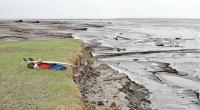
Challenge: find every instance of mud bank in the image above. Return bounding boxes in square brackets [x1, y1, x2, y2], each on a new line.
[77, 51, 151, 110]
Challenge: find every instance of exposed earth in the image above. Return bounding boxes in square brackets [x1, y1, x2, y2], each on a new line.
[0, 19, 200, 110]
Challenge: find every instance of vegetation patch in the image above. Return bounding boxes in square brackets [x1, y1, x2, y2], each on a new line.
[0, 39, 85, 110]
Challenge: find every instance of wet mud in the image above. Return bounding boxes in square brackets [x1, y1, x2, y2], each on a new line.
[95, 49, 200, 59]
[74, 19, 200, 110]
[0, 20, 88, 40]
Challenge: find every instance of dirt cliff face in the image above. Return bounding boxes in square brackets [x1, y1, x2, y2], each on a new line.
[77, 51, 151, 110]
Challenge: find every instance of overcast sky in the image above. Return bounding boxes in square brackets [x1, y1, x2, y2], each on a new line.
[0, 0, 200, 19]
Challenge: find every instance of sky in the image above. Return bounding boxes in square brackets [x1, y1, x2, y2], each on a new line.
[0, 0, 200, 19]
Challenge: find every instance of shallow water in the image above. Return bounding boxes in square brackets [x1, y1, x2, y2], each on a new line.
[74, 19, 200, 110]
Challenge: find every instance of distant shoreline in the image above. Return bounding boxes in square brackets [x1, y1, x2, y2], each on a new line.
[0, 18, 200, 21]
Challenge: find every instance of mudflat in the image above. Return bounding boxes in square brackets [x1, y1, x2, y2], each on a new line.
[74, 19, 200, 110]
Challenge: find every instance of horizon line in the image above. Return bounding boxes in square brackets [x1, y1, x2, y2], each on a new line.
[0, 17, 200, 20]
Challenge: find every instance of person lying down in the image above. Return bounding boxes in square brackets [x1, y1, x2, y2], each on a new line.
[25, 58, 67, 71]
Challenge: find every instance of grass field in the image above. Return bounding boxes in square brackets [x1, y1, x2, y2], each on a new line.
[0, 39, 84, 110]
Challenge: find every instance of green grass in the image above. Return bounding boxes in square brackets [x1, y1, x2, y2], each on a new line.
[0, 39, 84, 110]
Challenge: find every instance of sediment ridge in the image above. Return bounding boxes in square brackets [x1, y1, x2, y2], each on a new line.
[95, 49, 200, 59]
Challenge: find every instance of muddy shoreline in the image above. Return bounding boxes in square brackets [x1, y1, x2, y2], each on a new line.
[78, 56, 151, 110]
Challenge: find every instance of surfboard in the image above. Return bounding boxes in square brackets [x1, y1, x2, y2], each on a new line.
[23, 58, 77, 67]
